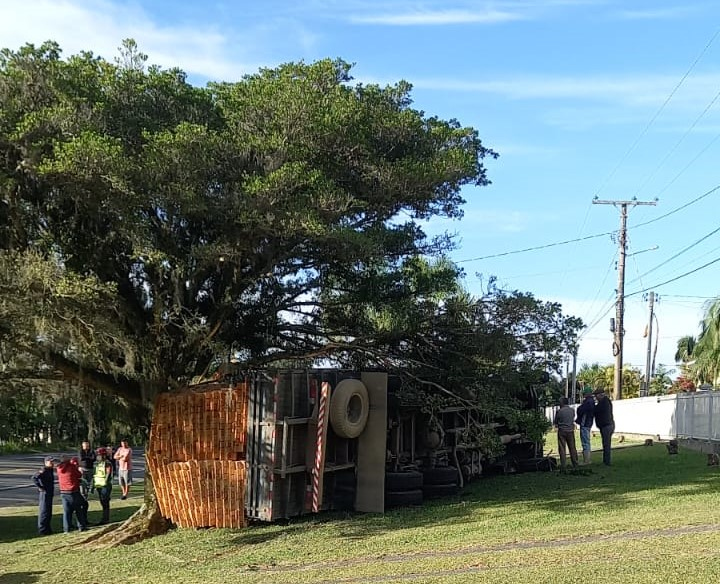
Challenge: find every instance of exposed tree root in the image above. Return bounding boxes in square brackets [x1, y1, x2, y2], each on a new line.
[81, 503, 172, 548]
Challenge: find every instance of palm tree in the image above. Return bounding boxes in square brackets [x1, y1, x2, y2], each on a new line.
[680, 299, 720, 386]
[674, 335, 696, 364]
[577, 363, 610, 392]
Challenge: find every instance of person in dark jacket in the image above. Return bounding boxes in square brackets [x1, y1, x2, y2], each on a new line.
[593, 388, 615, 465]
[56, 455, 89, 533]
[575, 387, 596, 464]
[31, 456, 56, 535]
[78, 441, 96, 498]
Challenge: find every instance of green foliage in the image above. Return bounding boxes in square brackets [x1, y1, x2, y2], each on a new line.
[0, 41, 497, 404]
[475, 426, 505, 459]
[577, 362, 643, 398]
[649, 364, 674, 396]
[0, 40, 584, 453]
[677, 299, 720, 386]
[506, 409, 552, 443]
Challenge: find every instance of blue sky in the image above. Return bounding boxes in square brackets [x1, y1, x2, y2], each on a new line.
[2, 0, 720, 375]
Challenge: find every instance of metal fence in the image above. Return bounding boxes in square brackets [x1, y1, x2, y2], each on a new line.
[545, 391, 719, 442]
[675, 392, 720, 441]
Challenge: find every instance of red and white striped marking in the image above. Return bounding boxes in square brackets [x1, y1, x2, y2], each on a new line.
[311, 381, 330, 512]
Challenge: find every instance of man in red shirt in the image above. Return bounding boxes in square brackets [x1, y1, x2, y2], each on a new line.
[56, 455, 89, 533]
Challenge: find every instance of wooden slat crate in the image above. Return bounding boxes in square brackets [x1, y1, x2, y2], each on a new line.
[147, 457, 248, 528]
[148, 382, 248, 462]
[147, 381, 249, 529]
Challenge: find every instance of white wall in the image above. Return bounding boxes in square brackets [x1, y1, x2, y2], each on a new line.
[545, 392, 718, 442]
[613, 395, 677, 440]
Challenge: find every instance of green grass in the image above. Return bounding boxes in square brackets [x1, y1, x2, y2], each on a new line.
[0, 440, 76, 455]
[2, 442, 720, 584]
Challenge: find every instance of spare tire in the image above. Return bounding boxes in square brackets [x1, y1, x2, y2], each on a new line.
[329, 379, 370, 439]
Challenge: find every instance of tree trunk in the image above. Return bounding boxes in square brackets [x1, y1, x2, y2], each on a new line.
[82, 462, 172, 548]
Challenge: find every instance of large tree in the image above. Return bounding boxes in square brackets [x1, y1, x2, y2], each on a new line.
[0, 41, 583, 539]
[1, 40, 495, 406]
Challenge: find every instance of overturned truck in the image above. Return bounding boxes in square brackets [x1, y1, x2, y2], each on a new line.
[147, 370, 549, 528]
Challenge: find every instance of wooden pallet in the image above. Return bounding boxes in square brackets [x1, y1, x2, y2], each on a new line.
[147, 382, 249, 529]
[148, 458, 247, 528]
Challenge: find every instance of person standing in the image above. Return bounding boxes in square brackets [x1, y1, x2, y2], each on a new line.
[31, 456, 56, 535]
[78, 441, 96, 498]
[106, 444, 117, 476]
[594, 388, 615, 466]
[553, 397, 579, 470]
[575, 387, 596, 464]
[93, 447, 114, 525]
[113, 439, 132, 500]
[56, 455, 89, 533]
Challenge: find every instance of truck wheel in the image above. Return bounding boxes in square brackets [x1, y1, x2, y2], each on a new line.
[422, 483, 460, 499]
[329, 379, 370, 439]
[421, 466, 459, 486]
[385, 470, 423, 491]
[385, 489, 423, 507]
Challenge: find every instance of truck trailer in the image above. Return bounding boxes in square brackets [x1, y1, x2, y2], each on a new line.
[148, 369, 550, 528]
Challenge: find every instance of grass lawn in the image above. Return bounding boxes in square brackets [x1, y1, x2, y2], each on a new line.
[2, 441, 719, 583]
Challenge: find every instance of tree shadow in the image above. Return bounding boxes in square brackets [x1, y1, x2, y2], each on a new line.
[0, 573, 45, 584]
[228, 443, 720, 549]
[0, 504, 140, 544]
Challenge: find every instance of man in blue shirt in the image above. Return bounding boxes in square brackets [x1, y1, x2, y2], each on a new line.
[32, 456, 56, 535]
[575, 386, 596, 464]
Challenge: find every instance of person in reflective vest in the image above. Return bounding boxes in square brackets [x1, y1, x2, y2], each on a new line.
[93, 447, 114, 525]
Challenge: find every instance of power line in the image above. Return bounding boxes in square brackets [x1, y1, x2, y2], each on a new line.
[456, 183, 720, 264]
[632, 184, 720, 228]
[662, 294, 717, 299]
[628, 224, 720, 284]
[626, 255, 720, 298]
[591, 26, 720, 200]
[456, 230, 613, 262]
[632, 85, 720, 199]
[653, 133, 720, 198]
[577, 252, 618, 330]
[580, 299, 616, 338]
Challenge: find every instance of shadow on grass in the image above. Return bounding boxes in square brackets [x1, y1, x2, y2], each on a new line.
[228, 443, 720, 547]
[0, 572, 45, 584]
[0, 503, 140, 544]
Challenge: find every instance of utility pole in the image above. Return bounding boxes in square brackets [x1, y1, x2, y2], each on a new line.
[570, 348, 578, 404]
[642, 291, 655, 397]
[593, 198, 657, 400]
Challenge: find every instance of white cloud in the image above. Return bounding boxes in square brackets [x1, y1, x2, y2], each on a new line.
[349, 8, 524, 25]
[341, 0, 606, 26]
[412, 73, 720, 106]
[0, 0, 257, 80]
[615, 6, 701, 20]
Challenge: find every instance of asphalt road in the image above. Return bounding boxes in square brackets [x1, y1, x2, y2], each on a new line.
[0, 450, 145, 508]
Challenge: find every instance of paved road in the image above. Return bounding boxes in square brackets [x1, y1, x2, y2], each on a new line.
[0, 451, 145, 508]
